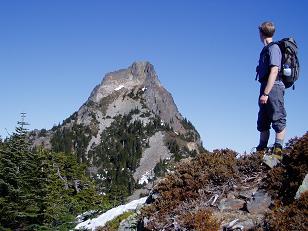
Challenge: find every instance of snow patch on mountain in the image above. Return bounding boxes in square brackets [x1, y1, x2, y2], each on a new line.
[114, 85, 125, 91]
[138, 170, 154, 185]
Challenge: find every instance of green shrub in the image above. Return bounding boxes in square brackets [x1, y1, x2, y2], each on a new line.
[97, 211, 135, 231]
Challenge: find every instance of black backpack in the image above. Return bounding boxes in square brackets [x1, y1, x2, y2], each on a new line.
[256, 38, 300, 89]
[275, 38, 300, 89]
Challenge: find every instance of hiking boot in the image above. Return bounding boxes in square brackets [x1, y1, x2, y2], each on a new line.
[272, 143, 283, 160]
[256, 145, 267, 152]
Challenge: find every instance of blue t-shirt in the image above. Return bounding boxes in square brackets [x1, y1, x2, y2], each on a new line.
[257, 43, 282, 83]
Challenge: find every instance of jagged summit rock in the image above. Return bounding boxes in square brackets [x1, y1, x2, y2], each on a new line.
[91, 61, 160, 102]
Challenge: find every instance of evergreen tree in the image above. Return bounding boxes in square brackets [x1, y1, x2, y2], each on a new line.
[0, 113, 46, 229]
[0, 134, 20, 228]
[39, 149, 111, 229]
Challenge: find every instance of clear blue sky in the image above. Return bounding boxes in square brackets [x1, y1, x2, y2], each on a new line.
[1, 0, 307, 153]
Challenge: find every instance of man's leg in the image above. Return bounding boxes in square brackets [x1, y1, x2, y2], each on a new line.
[272, 128, 285, 159]
[257, 98, 271, 151]
[271, 83, 287, 149]
[274, 128, 286, 149]
[257, 130, 270, 150]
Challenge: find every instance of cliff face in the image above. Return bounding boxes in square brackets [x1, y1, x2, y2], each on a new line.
[29, 61, 202, 195]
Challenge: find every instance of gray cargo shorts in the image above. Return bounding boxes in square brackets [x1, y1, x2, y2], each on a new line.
[257, 81, 287, 133]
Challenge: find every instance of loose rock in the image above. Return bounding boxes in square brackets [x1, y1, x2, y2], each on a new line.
[263, 154, 281, 168]
[247, 191, 272, 214]
[218, 198, 245, 212]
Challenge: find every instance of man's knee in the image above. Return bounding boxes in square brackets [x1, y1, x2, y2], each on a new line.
[272, 120, 286, 133]
[257, 117, 271, 132]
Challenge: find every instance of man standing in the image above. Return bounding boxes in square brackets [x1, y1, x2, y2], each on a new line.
[256, 21, 286, 153]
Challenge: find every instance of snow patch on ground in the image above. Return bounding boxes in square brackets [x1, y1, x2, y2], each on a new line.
[75, 197, 147, 230]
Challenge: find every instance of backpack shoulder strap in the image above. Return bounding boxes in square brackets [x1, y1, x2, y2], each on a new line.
[266, 41, 279, 51]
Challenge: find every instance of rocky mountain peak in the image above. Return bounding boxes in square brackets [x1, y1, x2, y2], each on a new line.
[83, 61, 197, 139]
[30, 61, 203, 203]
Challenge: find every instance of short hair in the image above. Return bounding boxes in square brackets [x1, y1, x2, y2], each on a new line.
[259, 21, 276, 38]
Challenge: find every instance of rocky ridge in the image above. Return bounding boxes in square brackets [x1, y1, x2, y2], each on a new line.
[135, 133, 308, 230]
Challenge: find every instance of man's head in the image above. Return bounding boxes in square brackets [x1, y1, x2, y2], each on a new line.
[259, 21, 275, 39]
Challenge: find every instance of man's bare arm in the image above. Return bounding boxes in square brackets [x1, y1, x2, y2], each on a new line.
[260, 66, 279, 104]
